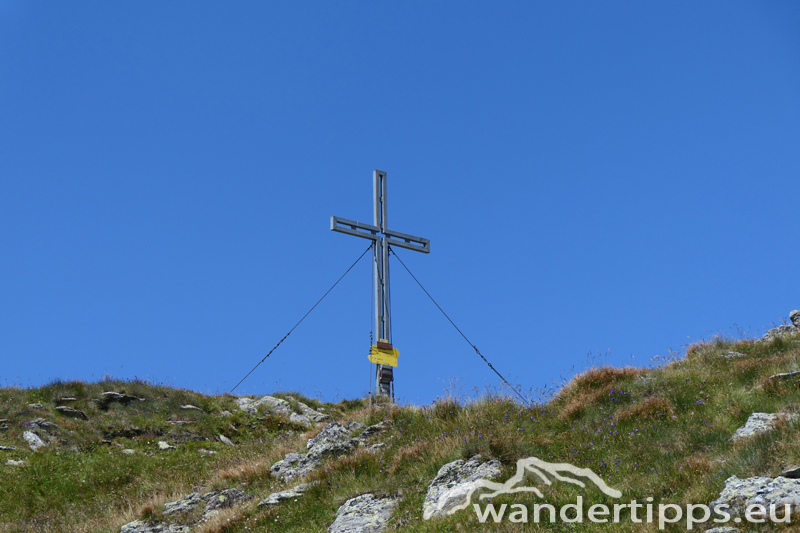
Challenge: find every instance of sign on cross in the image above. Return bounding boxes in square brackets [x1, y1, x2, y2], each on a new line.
[331, 170, 430, 397]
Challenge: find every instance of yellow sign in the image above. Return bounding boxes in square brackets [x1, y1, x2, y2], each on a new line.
[368, 345, 399, 367]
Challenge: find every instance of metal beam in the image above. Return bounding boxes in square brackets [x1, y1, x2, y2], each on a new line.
[330, 216, 380, 241]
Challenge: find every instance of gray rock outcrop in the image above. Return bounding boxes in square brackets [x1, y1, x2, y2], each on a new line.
[163, 492, 206, 515]
[120, 521, 190, 533]
[423, 455, 503, 520]
[761, 324, 799, 342]
[203, 488, 254, 518]
[711, 475, 800, 515]
[258, 482, 316, 506]
[55, 406, 88, 420]
[328, 493, 400, 533]
[99, 392, 146, 409]
[790, 310, 800, 328]
[23, 431, 47, 451]
[234, 395, 329, 423]
[731, 412, 797, 441]
[270, 420, 390, 482]
[28, 418, 57, 429]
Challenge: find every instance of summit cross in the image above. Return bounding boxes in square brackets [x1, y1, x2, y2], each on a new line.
[330, 170, 430, 397]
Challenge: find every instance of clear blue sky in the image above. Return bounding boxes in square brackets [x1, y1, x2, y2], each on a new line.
[2, 2, 799, 405]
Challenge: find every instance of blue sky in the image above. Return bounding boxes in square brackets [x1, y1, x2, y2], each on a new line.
[1, 2, 799, 405]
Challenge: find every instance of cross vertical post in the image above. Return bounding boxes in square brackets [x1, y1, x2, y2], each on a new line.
[331, 169, 430, 397]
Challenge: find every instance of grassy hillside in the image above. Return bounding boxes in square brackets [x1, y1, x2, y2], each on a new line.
[2, 331, 800, 532]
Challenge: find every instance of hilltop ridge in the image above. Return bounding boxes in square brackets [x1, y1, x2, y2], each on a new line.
[2, 309, 800, 532]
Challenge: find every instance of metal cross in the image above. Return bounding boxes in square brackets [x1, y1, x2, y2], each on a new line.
[331, 170, 430, 397]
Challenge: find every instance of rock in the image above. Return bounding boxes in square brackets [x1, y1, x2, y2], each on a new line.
[0, 445, 16, 451]
[0, 424, 7, 431]
[157, 441, 176, 450]
[198, 448, 216, 454]
[782, 466, 800, 479]
[218, 434, 235, 446]
[218, 410, 232, 417]
[270, 420, 390, 482]
[791, 310, 800, 328]
[180, 405, 203, 412]
[731, 412, 797, 441]
[28, 418, 58, 429]
[23, 431, 47, 451]
[6, 459, 24, 466]
[290, 412, 312, 426]
[711, 475, 800, 515]
[55, 406, 88, 420]
[723, 351, 746, 358]
[163, 492, 203, 515]
[119, 520, 190, 533]
[423, 455, 503, 520]
[165, 421, 194, 425]
[122, 449, 135, 455]
[761, 325, 799, 342]
[27, 403, 43, 409]
[765, 371, 800, 385]
[234, 395, 293, 416]
[99, 392, 146, 409]
[203, 488, 254, 518]
[55, 397, 77, 404]
[297, 402, 330, 423]
[705, 528, 740, 533]
[328, 493, 399, 533]
[258, 482, 316, 506]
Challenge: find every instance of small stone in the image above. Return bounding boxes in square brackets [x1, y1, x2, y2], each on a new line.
[705, 527, 740, 533]
[6, 459, 24, 466]
[23, 431, 47, 451]
[98, 391, 146, 409]
[27, 403, 43, 409]
[218, 434, 235, 446]
[55, 397, 77, 404]
[0, 445, 16, 451]
[218, 410, 232, 417]
[165, 420, 194, 425]
[180, 404, 203, 412]
[122, 449, 135, 455]
[723, 351, 746, 358]
[198, 448, 217, 454]
[55, 406, 88, 420]
[782, 466, 800, 479]
[157, 441, 176, 450]
[120, 520, 191, 533]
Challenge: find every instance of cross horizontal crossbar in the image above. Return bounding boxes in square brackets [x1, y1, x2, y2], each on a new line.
[385, 228, 430, 254]
[330, 216, 380, 241]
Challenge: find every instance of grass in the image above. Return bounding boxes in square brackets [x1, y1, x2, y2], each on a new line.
[2, 334, 800, 531]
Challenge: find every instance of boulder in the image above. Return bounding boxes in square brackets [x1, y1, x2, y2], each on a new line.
[731, 413, 797, 441]
[218, 434, 235, 446]
[203, 488, 254, 518]
[55, 406, 88, 420]
[290, 412, 312, 426]
[791, 310, 800, 328]
[99, 392, 146, 409]
[711, 475, 800, 515]
[23, 431, 47, 451]
[27, 403, 43, 409]
[28, 418, 58, 429]
[271, 420, 388, 482]
[122, 449, 135, 455]
[258, 482, 316, 506]
[422, 455, 503, 520]
[157, 441, 176, 451]
[761, 325, 799, 343]
[120, 521, 190, 533]
[782, 466, 800, 479]
[6, 459, 24, 466]
[163, 492, 204, 515]
[328, 493, 399, 533]
[234, 395, 293, 416]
